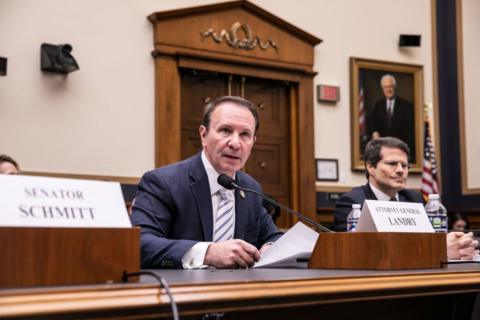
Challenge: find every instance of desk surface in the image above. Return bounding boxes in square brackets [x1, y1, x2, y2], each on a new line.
[140, 262, 480, 285]
[2, 263, 480, 319]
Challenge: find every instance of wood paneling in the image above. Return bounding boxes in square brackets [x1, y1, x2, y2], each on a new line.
[155, 56, 181, 166]
[0, 227, 140, 288]
[310, 232, 447, 270]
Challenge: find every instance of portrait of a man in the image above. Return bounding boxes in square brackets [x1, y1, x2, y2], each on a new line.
[368, 74, 415, 161]
[351, 58, 423, 171]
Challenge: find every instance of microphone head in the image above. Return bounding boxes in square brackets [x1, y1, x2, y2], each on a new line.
[217, 174, 235, 190]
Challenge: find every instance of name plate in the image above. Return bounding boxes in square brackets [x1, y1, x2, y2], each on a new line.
[356, 200, 434, 232]
[0, 174, 131, 228]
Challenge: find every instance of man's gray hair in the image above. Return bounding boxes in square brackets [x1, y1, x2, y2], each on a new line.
[380, 74, 397, 87]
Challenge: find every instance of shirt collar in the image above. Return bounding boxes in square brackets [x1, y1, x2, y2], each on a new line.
[201, 151, 235, 196]
[369, 182, 398, 201]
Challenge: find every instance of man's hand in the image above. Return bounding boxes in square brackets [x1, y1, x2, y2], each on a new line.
[204, 239, 260, 268]
[447, 232, 479, 260]
[259, 243, 273, 255]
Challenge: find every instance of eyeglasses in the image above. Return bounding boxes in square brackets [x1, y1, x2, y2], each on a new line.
[382, 161, 411, 169]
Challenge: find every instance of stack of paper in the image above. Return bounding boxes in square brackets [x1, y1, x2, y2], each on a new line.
[254, 222, 319, 268]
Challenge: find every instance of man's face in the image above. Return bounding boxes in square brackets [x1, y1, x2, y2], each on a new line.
[381, 77, 395, 99]
[0, 162, 18, 175]
[200, 102, 256, 177]
[367, 147, 409, 196]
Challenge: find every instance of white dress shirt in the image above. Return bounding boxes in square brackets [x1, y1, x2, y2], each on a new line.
[181, 151, 236, 269]
[369, 182, 398, 201]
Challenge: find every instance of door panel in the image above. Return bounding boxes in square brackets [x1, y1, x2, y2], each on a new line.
[244, 77, 289, 138]
[180, 69, 230, 130]
[244, 77, 291, 212]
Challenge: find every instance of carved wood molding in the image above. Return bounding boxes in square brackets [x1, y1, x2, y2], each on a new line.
[201, 22, 278, 51]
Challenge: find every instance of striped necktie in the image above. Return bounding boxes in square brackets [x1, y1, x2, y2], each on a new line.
[213, 189, 234, 242]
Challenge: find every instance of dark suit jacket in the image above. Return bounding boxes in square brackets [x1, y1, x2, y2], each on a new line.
[332, 184, 424, 231]
[368, 96, 415, 160]
[130, 153, 282, 269]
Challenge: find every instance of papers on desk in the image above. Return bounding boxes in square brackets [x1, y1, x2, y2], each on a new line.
[254, 222, 319, 268]
[448, 254, 480, 263]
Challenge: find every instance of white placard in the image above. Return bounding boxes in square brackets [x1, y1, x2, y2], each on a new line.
[356, 200, 434, 233]
[0, 174, 132, 228]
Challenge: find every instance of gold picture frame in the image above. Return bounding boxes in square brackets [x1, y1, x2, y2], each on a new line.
[350, 57, 423, 172]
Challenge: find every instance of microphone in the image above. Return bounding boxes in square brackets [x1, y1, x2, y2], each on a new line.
[217, 174, 333, 233]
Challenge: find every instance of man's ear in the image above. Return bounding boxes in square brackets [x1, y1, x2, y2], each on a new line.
[366, 162, 376, 177]
[199, 125, 207, 147]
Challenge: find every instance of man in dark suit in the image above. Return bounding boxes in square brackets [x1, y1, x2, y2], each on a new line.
[131, 96, 282, 269]
[333, 137, 477, 260]
[368, 74, 415, 161]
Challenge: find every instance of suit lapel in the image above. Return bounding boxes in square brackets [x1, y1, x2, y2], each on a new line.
[363, 183, 378, 200]
[188, 154, 214, 241]
[398, 192, 408, 202]
[233, 173, 248, 239]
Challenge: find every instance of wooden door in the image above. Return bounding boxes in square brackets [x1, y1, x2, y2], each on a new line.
[243, 77, 291, 227]
[180, 68, 291, 228]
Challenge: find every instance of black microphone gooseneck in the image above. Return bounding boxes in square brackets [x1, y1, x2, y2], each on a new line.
[217, 174, 333, 233]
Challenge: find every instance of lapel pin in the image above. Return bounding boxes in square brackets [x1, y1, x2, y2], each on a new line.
[239, 190, 246, 199]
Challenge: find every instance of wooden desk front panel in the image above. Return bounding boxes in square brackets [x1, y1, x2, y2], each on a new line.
[1, 266, 480, 319]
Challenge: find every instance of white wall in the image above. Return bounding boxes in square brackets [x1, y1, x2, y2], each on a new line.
[0, 0, 433, 188]
[460, 0, 480, 190]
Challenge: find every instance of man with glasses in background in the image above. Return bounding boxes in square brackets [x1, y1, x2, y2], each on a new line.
[332, 137, 478, 260]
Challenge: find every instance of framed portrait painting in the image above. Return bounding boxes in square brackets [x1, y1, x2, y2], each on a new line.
[350, 57, 423, 172]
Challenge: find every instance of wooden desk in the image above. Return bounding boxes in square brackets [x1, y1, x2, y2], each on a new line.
[1, 264, 479, 319]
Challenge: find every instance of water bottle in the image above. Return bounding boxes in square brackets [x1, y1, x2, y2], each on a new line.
[346, 204, 362, 232]
[424, 194, 448, 233]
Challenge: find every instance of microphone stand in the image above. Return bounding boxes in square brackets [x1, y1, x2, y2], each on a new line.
[231, 181, 333, 233]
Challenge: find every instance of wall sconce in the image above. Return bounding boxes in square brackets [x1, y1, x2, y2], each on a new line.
[41, 43, 79, 74]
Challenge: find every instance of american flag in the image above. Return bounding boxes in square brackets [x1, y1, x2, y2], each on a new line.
[358, 81, 366, 135]
[421, 121, 440, 201]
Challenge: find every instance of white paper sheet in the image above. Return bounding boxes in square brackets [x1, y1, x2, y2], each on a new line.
[254, 222, 319, 268]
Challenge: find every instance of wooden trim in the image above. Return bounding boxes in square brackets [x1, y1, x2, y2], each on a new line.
[430, 0, 443, 190]
[154, 55, 181, 167]
[147, 1, 322, 45]
[456, 0, 480, 195]
[163, 47, 317, 76]
[20, 171, 139, 185]
[315, 184, 353, 193]
[298, 77, 317, 222]
[289, 85, 299, 224]
[1, 272, 480, 318]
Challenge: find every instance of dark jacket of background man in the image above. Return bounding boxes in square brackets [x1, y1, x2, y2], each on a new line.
[332, 183, 423, 231]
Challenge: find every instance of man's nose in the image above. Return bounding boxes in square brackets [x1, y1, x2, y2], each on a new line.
[227, 133, 240, 149]
[394, 164, 405, 174]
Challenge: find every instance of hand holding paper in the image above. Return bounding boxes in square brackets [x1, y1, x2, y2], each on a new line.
[254, 222, 319, 268]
